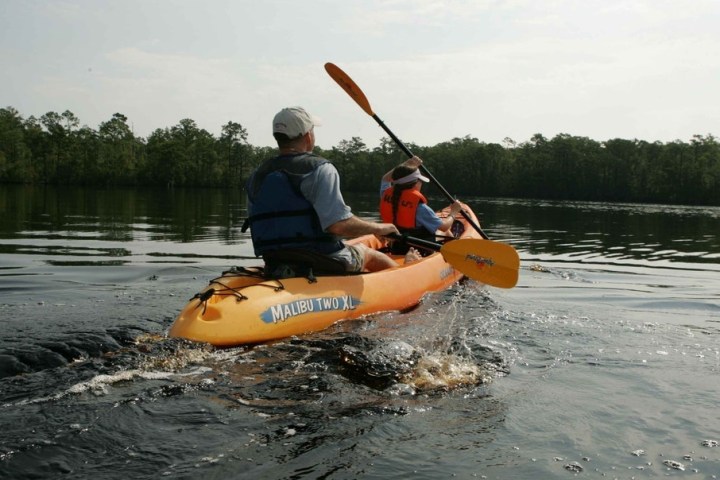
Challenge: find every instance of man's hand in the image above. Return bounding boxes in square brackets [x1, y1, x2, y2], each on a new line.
[373, 222, 400, 240]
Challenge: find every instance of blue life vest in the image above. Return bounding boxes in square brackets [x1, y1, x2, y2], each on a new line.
[246, 153, 344, 256]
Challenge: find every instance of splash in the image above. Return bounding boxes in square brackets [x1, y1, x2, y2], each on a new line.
[66, 369, 177, 395]
[400, 353, 494, 391]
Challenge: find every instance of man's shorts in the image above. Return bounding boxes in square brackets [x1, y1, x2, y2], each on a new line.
[326, 244, 364, 273]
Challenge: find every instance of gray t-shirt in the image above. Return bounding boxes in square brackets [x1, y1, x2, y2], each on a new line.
[300, 162, 353, 231]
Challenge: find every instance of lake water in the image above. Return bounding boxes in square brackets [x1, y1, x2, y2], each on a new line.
[1, 185, 719, 479]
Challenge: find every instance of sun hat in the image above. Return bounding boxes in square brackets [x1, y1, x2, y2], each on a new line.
[272, 107, 321, 138]
[392, 168, 430, 185]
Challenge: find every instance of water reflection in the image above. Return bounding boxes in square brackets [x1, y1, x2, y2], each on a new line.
[1, 185, 718, 268]
[353, 193, 720, 267]
[0, 185, 248, 243]
[0, 185, 252, 266]
[476, 197, 720, 266]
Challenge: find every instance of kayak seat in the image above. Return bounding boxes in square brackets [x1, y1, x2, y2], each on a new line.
[262, 249, 347, 281]
[450, 219, 465, 238]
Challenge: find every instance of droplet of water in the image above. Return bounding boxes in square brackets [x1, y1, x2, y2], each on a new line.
[564, 462, 583, 472]
[662, 460, 685, 471]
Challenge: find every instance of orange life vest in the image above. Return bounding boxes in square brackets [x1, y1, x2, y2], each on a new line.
[379, 186, 428, 229]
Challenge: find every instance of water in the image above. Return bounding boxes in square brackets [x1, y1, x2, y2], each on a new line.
[1, 185, 719, 479]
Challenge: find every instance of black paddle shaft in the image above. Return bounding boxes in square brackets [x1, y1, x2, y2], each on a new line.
[371, 113, 489, 239]
[387, 232, 441, 251]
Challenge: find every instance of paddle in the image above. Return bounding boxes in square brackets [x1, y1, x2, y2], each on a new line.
[390, 233, 518, 288]
[324, 62, 489, 239]
[324, 62, 519, 288]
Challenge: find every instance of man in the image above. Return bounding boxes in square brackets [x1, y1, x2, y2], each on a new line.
[245, 106, 403, 274]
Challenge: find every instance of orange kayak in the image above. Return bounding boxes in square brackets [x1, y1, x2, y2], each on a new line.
[169, 205, 481, 346]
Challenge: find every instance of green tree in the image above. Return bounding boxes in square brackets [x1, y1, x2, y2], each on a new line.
[2, 105, 719, 206]
[331, 137, 370, 191]
[219, 121, 249, 187]
[512, 133, 552, 198]
[0, 107, 33, 182]
[98, 113, 140, 184]
[145, 119, 219, 187]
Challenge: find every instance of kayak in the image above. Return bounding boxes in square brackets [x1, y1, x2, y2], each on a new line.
[169, 205, 482, 347]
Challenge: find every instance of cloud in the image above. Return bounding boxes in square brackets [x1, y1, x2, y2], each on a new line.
[3, 0, 719, 147]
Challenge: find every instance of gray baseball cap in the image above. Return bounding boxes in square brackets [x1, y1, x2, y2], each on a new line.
[272, 107, 321, 138]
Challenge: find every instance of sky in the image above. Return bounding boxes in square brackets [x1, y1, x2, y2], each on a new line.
[2, 0, 719, 149]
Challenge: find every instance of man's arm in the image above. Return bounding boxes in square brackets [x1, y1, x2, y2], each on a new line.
[302, 162, 399, 238]
[327, 215, 399, 238]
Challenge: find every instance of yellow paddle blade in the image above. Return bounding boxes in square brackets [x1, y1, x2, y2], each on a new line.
[439, 239, 520, 288]
[324, 62, 375, 116]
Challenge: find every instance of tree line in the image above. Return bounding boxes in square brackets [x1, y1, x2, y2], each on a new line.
[1, 107, 718, 205]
